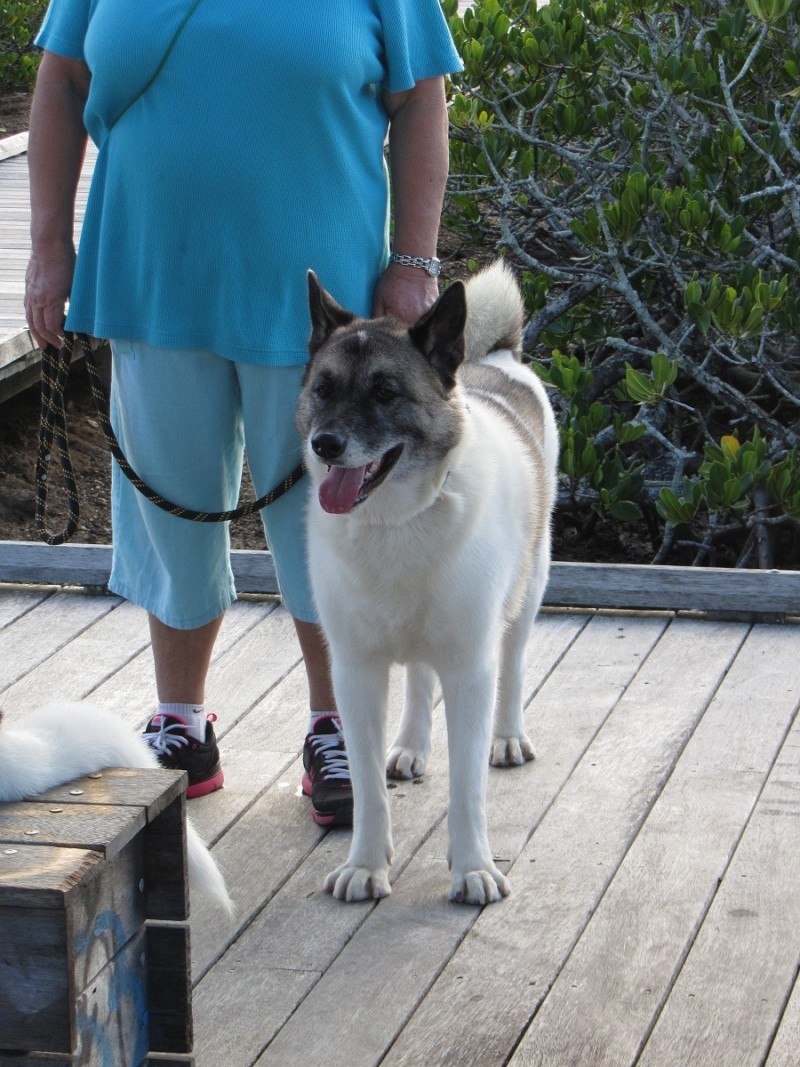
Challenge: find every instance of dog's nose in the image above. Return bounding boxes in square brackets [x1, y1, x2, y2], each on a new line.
[312, 431, 347, 462]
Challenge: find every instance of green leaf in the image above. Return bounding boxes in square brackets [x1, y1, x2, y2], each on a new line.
[608, 499, 644, 522]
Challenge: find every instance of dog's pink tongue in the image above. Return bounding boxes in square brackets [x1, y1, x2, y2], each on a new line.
[319, 465, 367, 514]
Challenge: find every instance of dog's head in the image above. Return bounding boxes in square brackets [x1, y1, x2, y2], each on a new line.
[296, 274, 468, 516]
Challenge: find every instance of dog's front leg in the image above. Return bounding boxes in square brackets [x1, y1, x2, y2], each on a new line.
[325, 657, 394, 901]
[440, 662, 510, 905]
[386, 662, 436, 779]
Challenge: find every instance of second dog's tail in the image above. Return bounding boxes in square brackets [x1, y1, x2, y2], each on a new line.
[186, 821, 234, 916]
[463, 260, 524, 364]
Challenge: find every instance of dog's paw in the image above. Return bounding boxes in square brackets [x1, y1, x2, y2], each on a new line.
[386, 745, 428, 780]
[449, 866, 510, 906]
[325, 864, 392, 902]
[491, 733, 535, 767]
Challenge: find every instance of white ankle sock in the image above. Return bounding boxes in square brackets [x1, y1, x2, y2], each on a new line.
[308, 711, 339, 734]
[158, 702, 208, 742]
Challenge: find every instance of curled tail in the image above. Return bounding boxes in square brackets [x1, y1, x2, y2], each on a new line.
[463, 260, 525, 363]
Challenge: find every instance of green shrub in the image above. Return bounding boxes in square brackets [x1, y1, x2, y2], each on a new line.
[1, 1, 46, 91]
[443, 0, 800, 567]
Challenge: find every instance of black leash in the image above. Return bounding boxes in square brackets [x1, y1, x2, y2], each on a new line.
[35, 332, 306, 546]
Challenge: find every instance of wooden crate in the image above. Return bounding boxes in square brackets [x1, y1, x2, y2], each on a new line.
[0, 768, 194, 1066]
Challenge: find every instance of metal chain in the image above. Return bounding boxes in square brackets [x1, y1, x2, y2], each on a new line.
[35, 332, 305, 546]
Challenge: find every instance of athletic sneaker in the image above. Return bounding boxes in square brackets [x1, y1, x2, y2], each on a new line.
[302, 715, 353, 827]
[143, 712, 224, 799]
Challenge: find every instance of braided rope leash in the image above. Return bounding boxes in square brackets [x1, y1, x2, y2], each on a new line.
[35, 332, 306, 546]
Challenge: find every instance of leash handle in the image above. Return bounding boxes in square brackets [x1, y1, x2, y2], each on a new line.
[35, 343, 80, 545]
[35, 332, 305, 544]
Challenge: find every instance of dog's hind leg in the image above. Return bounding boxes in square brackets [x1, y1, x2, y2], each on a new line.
[386, 662, 436, 780]
[491, 550, 549, 767]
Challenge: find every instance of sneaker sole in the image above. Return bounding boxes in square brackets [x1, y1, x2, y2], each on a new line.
[186, 769, 225, 799]
[301, 773, 353, 828]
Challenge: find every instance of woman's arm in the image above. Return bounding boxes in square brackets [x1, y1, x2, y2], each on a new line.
[373, 75, 449, 323]
[25, 50, 90, 350]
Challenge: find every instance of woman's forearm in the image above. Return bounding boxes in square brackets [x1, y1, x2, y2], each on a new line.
[374, 76, 449, 321]
[385, 76, 449, 258]
[28, 51, 90, 251]
[26, 51, 90, 348]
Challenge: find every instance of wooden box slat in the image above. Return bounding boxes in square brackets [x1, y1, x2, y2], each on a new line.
[36, 767, 187, 823]
[0, 844, 103, 908]
[147, 923, 193, 1054]
[0, 801, 145, 859]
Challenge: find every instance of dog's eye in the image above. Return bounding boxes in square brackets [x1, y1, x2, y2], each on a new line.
[314, 375, 336, 399]
[372, 378, 398, 404]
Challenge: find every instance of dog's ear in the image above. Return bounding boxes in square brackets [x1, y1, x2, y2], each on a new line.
[408, 281, 467, 390]
[308, 271, 356, 355]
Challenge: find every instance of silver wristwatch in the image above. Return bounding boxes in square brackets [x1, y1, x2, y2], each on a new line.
[389, 252, 441, 277]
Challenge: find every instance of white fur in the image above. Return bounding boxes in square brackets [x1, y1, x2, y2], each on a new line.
[304, 264, 558, 905]
[0, 702, 232, 914]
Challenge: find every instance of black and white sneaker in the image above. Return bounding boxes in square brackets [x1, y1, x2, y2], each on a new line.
[143, 712, 224, 799]
[301, 715, 353, 827]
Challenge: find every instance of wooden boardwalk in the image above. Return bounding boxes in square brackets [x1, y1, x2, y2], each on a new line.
[1, 578, 799, 1066]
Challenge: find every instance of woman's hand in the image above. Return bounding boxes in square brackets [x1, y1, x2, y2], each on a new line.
[372, 260, 438, 322]
[25, 242, 75, 350]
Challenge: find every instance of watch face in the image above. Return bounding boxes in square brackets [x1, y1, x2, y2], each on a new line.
[428, 259, 441, 277]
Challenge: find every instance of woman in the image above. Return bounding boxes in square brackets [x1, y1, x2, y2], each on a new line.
[25, 0, 462, 824]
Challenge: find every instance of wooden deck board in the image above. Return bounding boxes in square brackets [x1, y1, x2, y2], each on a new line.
[1, 581, 798, 1066]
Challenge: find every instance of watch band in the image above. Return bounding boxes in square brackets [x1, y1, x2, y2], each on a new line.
[388, 252, 441, 277]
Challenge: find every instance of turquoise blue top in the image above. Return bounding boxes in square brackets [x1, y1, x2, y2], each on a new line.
[36, 0, 462, 364]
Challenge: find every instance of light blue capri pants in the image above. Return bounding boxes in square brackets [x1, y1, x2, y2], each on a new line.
[107, 340, 315, 628]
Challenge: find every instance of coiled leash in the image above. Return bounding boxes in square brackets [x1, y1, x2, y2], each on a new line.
[35, 331, 306, 546]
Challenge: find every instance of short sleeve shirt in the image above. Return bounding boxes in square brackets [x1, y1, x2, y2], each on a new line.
[36, 0, 462, 363]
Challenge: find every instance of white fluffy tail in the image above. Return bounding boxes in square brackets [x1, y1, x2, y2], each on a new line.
[463, 260, 525, 363]
[0, 702, 232, 915]
[186, 820, 233, 915]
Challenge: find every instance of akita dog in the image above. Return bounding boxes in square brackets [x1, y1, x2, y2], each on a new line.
[296, 261, 558, 904]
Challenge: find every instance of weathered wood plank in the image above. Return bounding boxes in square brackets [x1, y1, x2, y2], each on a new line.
[0, 542, 280, 600]
[0, 589, 121, 694]
[32, 767, 184, 825]
[0, 598, 151, 709]
[72, 926, 151, 1064]
[382, 617, 748, 1067]
[0, 800, 144, 859]
[545, 561, 800, 615]
[2, 541, 799, 615]
[0, 327, 40, 403]
[508, 622, 800, 1066]
[0, 584, 55, 628]
[767, 972, 800, 1066]
[638, 713, 800, 1066]
[0, 844, 103, 909]
[0, 132, 28, 162]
